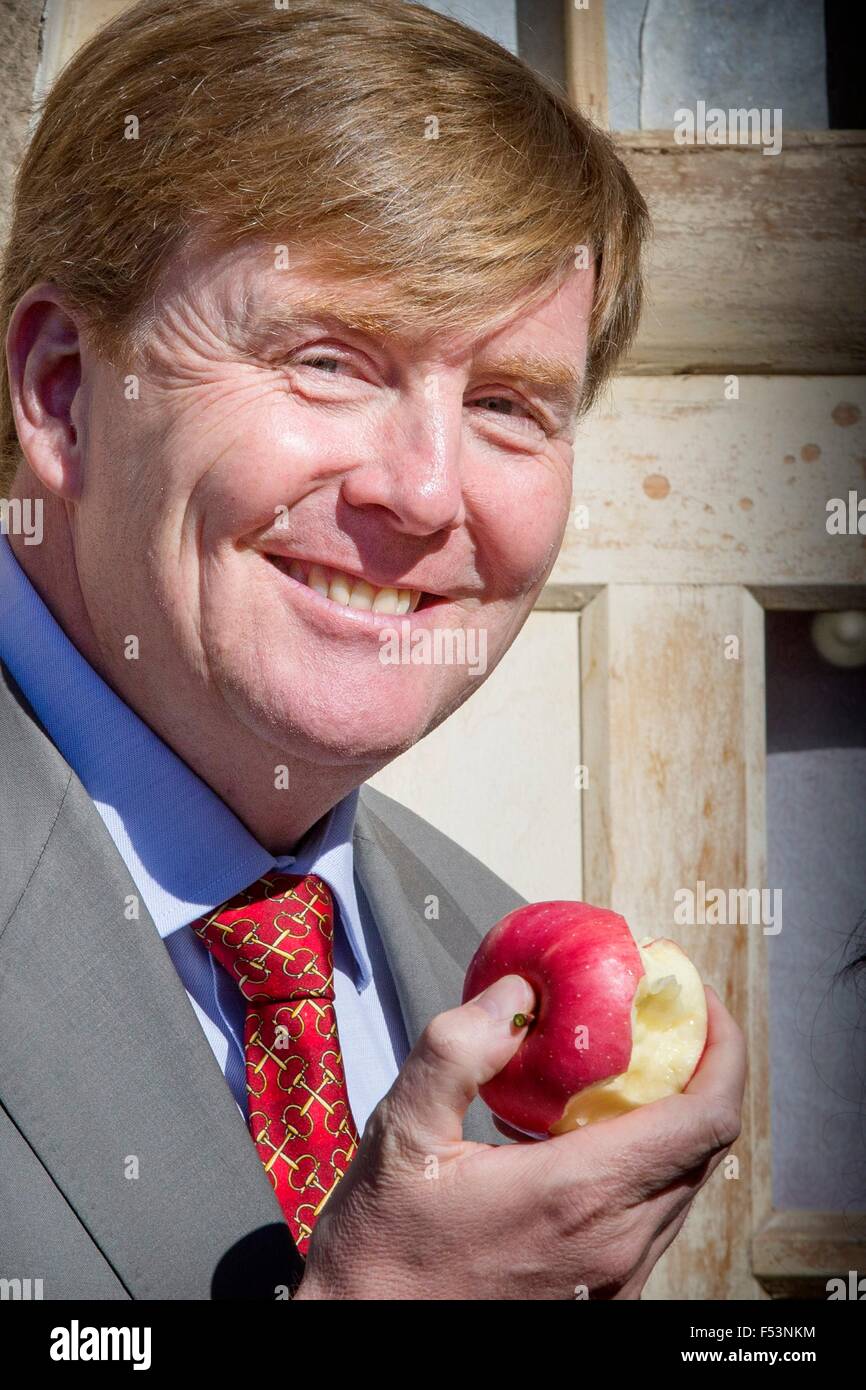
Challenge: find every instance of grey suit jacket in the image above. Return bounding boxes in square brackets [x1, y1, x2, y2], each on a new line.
[0, 660, 524, 1299]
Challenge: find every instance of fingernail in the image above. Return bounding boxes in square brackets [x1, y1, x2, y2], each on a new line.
[470, 974, 534, 1022]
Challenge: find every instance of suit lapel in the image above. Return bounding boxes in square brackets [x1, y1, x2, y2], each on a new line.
[353, 792, 503, 1146]
[0, 664, 303, 1299]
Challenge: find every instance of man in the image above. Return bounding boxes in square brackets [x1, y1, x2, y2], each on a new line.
[0, 0, 744, 1299]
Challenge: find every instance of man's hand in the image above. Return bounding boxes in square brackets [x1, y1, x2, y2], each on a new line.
[294, 975, 745, 1300]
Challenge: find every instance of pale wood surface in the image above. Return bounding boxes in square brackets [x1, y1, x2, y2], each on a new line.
[557, 375, 866, 590]
[370, 611, 583, 905]
[564, 0, 608, 128]
[753, 1209, 866, 1299]
[0, 0, 43, 241]
[615, 132, 866, 375]
[35, 0, 133, 100]
[580, 584, 769, 1299]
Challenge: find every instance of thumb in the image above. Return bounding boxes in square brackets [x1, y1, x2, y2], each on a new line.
[384, 974, 536, 1149]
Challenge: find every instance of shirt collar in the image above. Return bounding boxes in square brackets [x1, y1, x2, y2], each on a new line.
[0, 533, 372, 987]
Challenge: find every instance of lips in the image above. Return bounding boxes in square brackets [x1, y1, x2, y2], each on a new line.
[262, 551, 450, 618]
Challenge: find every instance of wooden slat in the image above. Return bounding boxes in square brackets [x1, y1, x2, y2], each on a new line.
[535, 583, 601, 611]
[538, 584, 866, 612]
[370, 612, 583, 904]
[35, 0, 133, 100]
[580, 584, 769, 1299]
[750, 583, 866, 610]
[613, 131, 866, 375]
[0, 0, 44, 242]
[564, 0, 608, 128]
[556, 376, 866, 589]
[753, 1210, 866, 1299]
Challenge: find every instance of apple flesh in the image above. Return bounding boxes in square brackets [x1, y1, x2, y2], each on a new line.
[462, 901, 708, 1137]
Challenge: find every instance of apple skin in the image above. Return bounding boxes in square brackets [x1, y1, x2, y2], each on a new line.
[462, 901, 644, 1136]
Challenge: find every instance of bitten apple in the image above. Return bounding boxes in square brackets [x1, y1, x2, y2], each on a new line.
[462, 901, 708, 1136]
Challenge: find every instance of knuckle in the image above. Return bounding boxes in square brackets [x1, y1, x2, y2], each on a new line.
[419, 1013, 472, 1070]
[362, 1096, 390, 1148]
[709, 1101, 742, 1151]
[355, 1092, 421, 1176]
[597, 1239, 642, 1292]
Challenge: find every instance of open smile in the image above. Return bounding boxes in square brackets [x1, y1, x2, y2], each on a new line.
[261, 551, 452, 629]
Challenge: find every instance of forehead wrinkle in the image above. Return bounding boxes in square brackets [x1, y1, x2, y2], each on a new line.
[239, 280, 551, 354]
[242, 290, 429, 345]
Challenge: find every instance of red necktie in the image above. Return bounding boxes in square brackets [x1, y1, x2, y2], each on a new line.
[190, 871, 360, 1255]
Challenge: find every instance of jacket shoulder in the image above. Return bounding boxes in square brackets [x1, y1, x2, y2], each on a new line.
[357, 783, 526, 924]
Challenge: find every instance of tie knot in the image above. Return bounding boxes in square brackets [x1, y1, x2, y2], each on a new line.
[191, 871, 336, 1005]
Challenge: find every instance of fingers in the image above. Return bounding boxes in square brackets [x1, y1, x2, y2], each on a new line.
[549, 984, 745, 1202]
[383, 973, 536, 1148]
[684, 984, 747, 1111]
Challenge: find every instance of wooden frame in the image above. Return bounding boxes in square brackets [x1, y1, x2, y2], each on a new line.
[564, 0, 866, 1300]
[564, 0, 607, 129]
[613, 132, 866, 377]
[753, 1210, 866, 1300]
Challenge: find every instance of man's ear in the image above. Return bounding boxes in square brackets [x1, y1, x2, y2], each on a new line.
[5, 283, 84, 499]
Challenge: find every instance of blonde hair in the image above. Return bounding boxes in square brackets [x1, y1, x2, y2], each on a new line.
[0, 0, 650, 490]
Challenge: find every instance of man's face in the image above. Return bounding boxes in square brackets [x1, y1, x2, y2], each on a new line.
[73, 240, 593, 769]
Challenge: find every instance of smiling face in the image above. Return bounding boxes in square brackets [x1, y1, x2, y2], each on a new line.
[11, 234, 594, 843]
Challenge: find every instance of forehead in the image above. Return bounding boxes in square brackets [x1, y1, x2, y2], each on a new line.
[154, 232, 594, 393]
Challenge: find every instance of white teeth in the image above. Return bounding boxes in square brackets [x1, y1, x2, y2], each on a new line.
[275, 556, 425, 614]
[328, 571, 352, 606]
[307, 564, 329, 597]
[372, 586, 400, 614]
[348, 579, 376, 610]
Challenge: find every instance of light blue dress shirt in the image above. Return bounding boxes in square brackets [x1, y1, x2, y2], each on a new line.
[0, 533, 409, 1135]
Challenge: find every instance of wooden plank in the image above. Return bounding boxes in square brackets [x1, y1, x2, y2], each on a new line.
[612, 132, 866, 375]
[564, 0, 608, 128]
[753, 1209, 866, 1299]
[35, 0, 133, 101]
[750, 583, 866, 610]
[370, 611, 582, 904]
[580, 584, 768, 1299]
[558, 376, 866, 589]
[0, 0, 43, 241]
[535, 583, 601, 611]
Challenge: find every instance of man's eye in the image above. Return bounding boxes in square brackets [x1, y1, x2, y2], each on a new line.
[469, 395, 544, 430]
[296, 353, 348, 375]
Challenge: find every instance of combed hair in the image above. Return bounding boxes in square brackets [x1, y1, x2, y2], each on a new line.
[0, 0, 650, 488]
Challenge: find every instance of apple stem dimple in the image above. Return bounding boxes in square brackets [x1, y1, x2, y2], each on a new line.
[512, 1012, 535, 1029]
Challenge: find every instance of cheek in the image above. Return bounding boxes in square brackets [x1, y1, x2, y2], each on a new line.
[471, 451, 573, 592]
[153, 382, 367, 543]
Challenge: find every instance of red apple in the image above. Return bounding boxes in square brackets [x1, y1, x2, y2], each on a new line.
[462, 901, 708, 1137]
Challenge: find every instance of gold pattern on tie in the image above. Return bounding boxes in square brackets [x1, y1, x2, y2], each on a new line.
[190, 872, 359, 1255]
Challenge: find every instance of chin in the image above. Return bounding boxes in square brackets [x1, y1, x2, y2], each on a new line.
[226, 656, 444, 766]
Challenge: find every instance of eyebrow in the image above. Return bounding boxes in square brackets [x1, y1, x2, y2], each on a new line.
[243, 293, 413, 342]
[470, 349, 585, 425]
[244, 295, 586, 424]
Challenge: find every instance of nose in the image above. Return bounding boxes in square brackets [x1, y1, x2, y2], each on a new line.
[339, 388, 466, 536]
